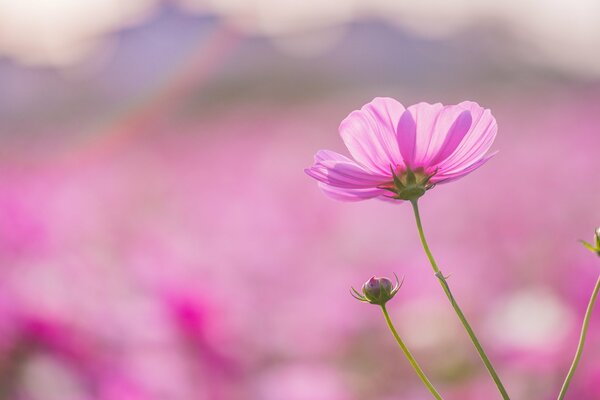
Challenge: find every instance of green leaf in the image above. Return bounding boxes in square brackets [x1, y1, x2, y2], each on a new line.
[580, 240, 598, 254]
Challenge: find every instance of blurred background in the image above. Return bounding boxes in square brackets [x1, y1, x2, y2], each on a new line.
[0, 1, 600, 399]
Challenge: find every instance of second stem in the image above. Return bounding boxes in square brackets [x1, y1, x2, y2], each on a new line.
[556, 273, 600, 400]
[381, 304, 443, 400]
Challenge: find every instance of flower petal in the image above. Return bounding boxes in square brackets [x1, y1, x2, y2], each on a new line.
[437, 102, 497, 172]
[396, 110, 417, 168]
[339, 97, 405, 173]
[402, 103, 475, 167]
[428, 109, 472, 165]
[305, 159, 389, 189]
[403, 102, 444, 167]
[432, 152, 497, 183]
[318, 183, 385, 202]
[314, 150, 353, 163]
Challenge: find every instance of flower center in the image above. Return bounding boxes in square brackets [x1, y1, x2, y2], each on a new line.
[379, 166, 437, 201]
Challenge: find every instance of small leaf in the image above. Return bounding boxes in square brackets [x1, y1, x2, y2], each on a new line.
[580, 240, 598, 254]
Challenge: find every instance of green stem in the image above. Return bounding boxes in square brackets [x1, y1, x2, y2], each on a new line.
[410, 199, 510, 400]
[557, 273, 600, 400]
[381, 304, 444, 400]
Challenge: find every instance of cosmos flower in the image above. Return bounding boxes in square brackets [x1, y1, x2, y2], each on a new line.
[305, 97, 497, 202]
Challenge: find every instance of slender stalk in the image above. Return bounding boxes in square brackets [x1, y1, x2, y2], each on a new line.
[381, 304, 444, 400]
[557, 274, 600, 400]
[410, 199, 510, 400]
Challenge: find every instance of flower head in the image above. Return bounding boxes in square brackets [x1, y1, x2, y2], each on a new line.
[305, 97, 498, 202]
[351, 274, 402, 305]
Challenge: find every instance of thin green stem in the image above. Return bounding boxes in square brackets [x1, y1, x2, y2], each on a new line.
[381, 304, 443, 400]
[410, 199, 510, 400]
[557, 273, 600, 400]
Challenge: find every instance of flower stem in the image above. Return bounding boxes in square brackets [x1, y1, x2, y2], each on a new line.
[380, 304, 444, 400]
[557, 273, 600, 400]
[410, 199, 510, 400]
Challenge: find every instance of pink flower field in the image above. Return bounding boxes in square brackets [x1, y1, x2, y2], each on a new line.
[0, 3, 599, 399]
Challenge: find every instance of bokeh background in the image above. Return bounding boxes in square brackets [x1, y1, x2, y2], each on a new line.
[1, 1, 600, 399]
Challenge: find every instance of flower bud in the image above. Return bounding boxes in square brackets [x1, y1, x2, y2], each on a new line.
[363, 277, 393, 303]
[351, 274, 402, 305]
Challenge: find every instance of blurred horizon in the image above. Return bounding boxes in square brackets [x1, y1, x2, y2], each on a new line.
[2, 2, 600, 133]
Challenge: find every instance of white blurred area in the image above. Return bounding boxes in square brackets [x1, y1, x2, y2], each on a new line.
[0, 0, 156, 66]
[1, 0, 600, 77]
[485, 288, 573, 350]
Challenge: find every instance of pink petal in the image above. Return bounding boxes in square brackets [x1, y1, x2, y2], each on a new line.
[403, 103, 473, 167]
[432, 152, 497, 183]
[396, 110, 417, 168]
[339, 97, 405, 174]
[304, 160, 388, 189]
[318, 183, 385, 202]
[314, 150, 353, 163]
[428, 109, 472, 165]
[404, 102, 444, 167]
[438, 102, 497, 172]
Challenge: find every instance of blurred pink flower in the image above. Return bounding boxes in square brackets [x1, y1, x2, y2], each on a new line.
[255, 363, 353, 400]
[164, 291, 238, 375]
[0, 312, 144, 399]
[0, 179, 47, 262]
[305, 97, 497, 201]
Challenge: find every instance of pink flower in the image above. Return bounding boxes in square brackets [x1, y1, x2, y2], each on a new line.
[305, 97, 497, 202]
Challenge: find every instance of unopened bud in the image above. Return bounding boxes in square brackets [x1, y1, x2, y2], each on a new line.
[351, 274, 402, 305]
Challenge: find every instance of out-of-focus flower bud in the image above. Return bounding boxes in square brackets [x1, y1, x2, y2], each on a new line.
[351, 274, 402, 305]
